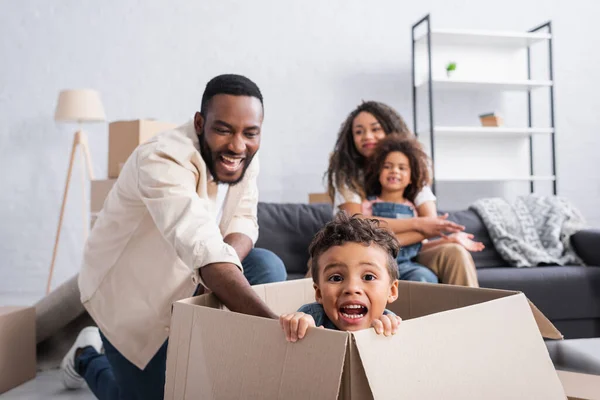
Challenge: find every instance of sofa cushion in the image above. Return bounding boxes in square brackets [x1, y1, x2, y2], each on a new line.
[478, 266, 600, 321]
[445, 209, 506, 269]
[256, 202, 333, 275]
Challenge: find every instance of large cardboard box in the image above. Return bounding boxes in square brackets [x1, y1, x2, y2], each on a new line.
[0, 306, 36, 394]
[557, 370, 600, 400]
[91, 179, 117, 214]
[108, 120, 178, 178]
[165, 279, 566, 399]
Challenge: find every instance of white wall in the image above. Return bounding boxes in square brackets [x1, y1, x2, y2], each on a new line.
[1, 0, 599, 304]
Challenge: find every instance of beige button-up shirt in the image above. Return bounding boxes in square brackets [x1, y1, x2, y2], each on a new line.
[78, 121, 259, 369]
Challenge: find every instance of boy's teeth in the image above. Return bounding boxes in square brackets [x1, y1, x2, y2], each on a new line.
[341, 312, 364, 319]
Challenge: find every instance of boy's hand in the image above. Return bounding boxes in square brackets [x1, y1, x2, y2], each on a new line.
[371, 314, 402, 336]
[280, 312, 318, 342]
[443, 232, 485, 252]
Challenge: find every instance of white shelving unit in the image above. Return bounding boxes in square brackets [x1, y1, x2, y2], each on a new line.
[411, 15, 557, 193]
[416, 78, 553, 91]
[417, 127, 554, 137]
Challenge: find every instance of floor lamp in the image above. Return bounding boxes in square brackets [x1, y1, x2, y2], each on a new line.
[47, 89, 106, 294]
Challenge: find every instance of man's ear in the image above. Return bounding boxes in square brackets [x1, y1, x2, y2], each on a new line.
[314, 283, 323, 305]
[388, 279, 399, 304]
[194, 112, 204, 135]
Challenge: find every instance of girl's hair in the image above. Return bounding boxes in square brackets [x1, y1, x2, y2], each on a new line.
[326, 101, 413, 200]
[364, 136, 431, 203]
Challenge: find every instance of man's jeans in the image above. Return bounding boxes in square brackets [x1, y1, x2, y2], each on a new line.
[75, 248, 286, 400]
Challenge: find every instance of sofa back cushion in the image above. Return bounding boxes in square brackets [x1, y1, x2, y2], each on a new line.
[445, 209, 506, 268]
[256, 202, 333, 275]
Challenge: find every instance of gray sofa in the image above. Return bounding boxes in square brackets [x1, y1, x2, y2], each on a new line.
[255, 202, 600, 339]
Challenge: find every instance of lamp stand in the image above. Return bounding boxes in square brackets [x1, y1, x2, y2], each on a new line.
[46, 130, 95, 294]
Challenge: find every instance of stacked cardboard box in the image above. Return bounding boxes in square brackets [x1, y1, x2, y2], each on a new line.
[165, 279, 570, 399]
[0, 307, 36, 394]
[91, 120, 177, 226]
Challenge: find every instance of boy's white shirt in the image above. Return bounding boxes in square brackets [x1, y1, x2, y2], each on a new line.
[78, 121, 259, 369]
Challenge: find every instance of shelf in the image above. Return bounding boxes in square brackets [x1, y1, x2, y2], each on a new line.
[414, 29, 551, 48]
[417, 127, 554, 137]
[416, 78, 553, 91]
[436, 176, 556, 182]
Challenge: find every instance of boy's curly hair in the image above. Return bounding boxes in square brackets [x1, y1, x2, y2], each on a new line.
[326, 101, 414, 201]
[364, 136, 431, 203]
[309, 212, 399, 283]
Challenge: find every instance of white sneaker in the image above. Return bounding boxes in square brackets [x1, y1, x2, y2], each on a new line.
[60, 326, 103, 390]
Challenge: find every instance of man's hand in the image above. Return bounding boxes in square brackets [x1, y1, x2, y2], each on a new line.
[371, 314, 402, 336]
[200, 262, 277, 319]
[415, 213, 465, 237]
[280, 312, 319, 342]
[442, 232, 485, 252]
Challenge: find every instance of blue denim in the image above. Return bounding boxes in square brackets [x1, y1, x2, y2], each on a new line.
[370, 200, 438, 283]
[75, 247, 286, 400]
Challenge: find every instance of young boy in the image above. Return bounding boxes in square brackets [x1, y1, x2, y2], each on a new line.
[280, 212, 402, 342]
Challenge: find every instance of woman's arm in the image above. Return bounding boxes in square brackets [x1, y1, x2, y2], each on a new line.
[339, 202, 464, 237]
[339, 203, 422, 234]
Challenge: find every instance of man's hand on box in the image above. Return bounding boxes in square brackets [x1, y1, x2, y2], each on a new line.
[279, 312, 321, 342]
[371, 314, 402, 336]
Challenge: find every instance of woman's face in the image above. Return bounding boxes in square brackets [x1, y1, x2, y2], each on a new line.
[352, 112, 386, 158]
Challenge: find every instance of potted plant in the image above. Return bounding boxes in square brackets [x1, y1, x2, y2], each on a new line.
[446, 62, 457, 78]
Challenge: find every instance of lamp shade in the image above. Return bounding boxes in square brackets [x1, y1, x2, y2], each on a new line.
[54, 89, 106, 123]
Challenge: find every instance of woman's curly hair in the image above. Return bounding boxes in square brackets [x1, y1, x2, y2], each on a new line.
[326, 101, 413, 200]
[364, 136, 431, 203]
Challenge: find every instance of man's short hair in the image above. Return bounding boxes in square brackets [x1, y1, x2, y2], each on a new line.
[308, 212, 400, 283]
[200, 74, 263, 116]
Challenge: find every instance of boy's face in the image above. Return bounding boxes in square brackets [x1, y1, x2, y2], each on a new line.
[314, 242, 399, 331]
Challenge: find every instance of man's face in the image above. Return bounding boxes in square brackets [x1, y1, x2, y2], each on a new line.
[195, 94, 263, 184]
[314, 242, 398, 331]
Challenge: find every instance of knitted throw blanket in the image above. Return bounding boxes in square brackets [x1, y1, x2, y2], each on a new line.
[470, 195, 587, 267]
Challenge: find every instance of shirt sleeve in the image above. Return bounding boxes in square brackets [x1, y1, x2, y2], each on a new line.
[222, 157, 259, 243]
[413, 185, 436, 207]
[135, 143, 242, 285]
[333, 181, 363, 212]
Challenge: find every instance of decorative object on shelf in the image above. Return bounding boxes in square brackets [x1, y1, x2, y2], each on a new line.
[446, 61, 457, 78]
[479, 112, 503, 127]
[47, 89, 106, 294]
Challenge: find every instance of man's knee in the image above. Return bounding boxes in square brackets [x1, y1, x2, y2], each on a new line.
[246, 248, 287, 282]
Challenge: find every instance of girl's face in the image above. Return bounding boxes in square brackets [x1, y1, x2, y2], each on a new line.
[379, 151, 411, 193]
[352, 112, 386, 158]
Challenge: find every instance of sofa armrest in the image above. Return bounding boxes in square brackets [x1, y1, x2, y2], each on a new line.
[571, 229, 600, 266]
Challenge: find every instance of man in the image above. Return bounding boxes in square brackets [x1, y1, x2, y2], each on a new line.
[60, 74, 287, 399]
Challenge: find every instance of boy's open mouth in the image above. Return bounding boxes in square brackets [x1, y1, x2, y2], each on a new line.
[339, 303, 368, 321]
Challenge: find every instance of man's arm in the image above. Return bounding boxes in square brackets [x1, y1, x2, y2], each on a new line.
[137, 144, 275, 319]
[200, 263, 277, 319]
[224, 233, 252, 261]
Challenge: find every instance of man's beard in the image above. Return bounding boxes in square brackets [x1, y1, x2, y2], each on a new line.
[198, 130, 255, 186]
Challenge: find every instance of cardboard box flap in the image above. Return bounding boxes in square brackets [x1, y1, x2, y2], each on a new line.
[165, 300, 348, 399]
[557, 370, 600, 400]
[252, 279, 316, 315]
[352, 294, 565, 400]
[392, 281, 562, 339]
[338, 337, 373, 400]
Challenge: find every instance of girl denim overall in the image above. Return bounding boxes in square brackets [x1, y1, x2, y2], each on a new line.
[371, 200, 438, 283]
